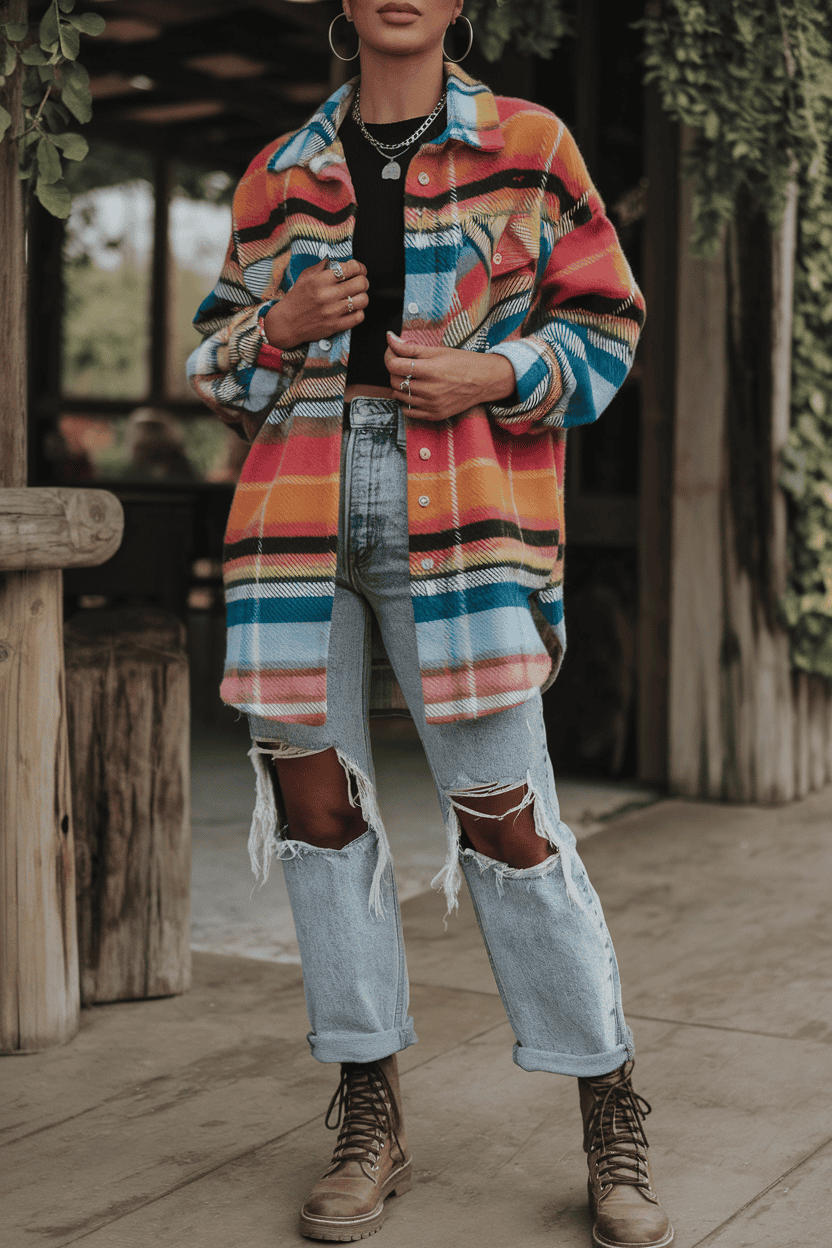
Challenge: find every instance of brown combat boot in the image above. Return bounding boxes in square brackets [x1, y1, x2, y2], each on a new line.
[299, 1054, 412, 1241]
[578, 1061, 674, 1248]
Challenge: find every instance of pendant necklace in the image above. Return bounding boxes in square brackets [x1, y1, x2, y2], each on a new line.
[351, 85, 447, 181]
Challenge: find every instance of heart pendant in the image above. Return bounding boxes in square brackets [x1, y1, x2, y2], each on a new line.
[381, 160, 401, 181]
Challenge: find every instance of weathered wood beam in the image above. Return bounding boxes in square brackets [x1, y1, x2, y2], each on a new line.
[667, 133, 824, 801]
[637, 87, 678, 785]
[149, 154, 171, 404]
[0, 0, 27, 490]
[668, 132, 730, 798]
[0, 488, 123, 572]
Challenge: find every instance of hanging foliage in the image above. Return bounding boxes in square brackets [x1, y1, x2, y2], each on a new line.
[640, 0, 832, 681]
[0, 0, 105, 218]
[465, 0, 570, 62]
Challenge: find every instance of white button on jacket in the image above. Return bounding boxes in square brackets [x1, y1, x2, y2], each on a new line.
[418, 495, 430, 507]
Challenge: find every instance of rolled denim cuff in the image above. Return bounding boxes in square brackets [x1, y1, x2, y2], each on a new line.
[307, 1020, 417, 1064]
[513, 1034, 635, 1077]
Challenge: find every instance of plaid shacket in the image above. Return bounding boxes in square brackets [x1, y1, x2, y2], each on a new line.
[188, 65, 645, 726]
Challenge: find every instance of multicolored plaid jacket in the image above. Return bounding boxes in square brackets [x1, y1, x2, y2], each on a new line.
[188, 64, 645, 726]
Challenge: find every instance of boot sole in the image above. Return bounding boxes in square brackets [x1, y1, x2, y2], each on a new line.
[299, 1160, 413, 1242]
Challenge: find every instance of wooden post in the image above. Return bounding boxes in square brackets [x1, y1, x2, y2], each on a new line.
[0, 0, 27, 485]
[150, 153, 171, 404]
[637, 87, 678, 785]
[667, 133, 729, 798]
[0, 0, 124, 1052]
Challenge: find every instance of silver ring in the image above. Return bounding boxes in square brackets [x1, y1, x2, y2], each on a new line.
[400, 378, 411, 398]
[329, 260, 346, 282]
[346, 294, 354, 313]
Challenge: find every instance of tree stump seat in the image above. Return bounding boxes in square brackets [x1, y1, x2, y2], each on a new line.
[64, 607, 191, 1005]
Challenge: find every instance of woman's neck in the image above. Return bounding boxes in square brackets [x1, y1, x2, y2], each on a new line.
[356, 49, 444, 122]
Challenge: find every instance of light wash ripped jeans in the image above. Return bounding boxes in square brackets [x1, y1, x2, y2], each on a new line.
[247, 397, 635, 1078]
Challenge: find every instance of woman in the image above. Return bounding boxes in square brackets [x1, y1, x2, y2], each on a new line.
[189, 3, 672, 1245]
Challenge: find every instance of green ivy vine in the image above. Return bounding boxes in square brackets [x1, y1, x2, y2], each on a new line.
[640, 0, 832, 681]
[465, 0, 570, 62]
[0, 0, 105, 218]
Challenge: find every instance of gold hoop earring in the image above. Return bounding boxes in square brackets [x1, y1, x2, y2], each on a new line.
[329, 12, 361, 62]
[443, 15, 473, 63]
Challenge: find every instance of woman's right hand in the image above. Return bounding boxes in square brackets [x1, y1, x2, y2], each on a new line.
[263, 259, 369, 349]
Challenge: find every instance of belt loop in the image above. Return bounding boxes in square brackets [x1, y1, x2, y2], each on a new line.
[396, 404, 407, 452]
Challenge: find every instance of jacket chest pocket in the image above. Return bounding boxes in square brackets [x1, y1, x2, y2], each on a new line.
[456, 213, 537, 284]
[446, 213, 538, 348]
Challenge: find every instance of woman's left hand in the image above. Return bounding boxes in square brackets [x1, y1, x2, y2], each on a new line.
[385, 332, 516, 422]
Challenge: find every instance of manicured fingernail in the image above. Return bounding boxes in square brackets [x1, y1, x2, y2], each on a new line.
[387, 331, 402, 341]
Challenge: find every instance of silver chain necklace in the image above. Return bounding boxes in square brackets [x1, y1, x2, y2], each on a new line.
[351, 85, 447, 181]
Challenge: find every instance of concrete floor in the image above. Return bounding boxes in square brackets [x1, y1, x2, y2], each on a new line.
[3, 719, 831, 1247]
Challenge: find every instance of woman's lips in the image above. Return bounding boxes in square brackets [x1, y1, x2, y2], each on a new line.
[378, 3, 421, 23]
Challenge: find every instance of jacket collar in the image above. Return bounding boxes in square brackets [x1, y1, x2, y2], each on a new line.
[267, 62, 504, 175]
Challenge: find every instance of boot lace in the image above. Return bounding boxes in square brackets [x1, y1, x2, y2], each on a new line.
[583, 1073, 654, 1196]
[323, 1062, 402, 1182]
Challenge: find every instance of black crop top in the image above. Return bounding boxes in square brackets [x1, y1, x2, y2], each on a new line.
[339, 104, 447, 389]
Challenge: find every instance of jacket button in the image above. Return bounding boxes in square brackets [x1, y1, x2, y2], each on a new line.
[419, 447, 431, 460]
[418, 495, 430, 507]
[421, 557, 434, 570]
[493, 252, 503, 264]
[318, 338, 332, 351]
[407, 301, 419, 315]
[418, 172, 429, 185]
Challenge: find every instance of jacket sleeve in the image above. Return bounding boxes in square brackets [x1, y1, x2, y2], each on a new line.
[484, 124, 645, 438]
[186, 207, 306, 442]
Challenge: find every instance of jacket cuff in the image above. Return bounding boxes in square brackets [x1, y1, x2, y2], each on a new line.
[254, 300, 307, 372]
[485, 340, 557, 420]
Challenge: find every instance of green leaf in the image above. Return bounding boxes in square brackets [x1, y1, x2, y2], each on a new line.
[20, 44, 49, 65]
[38, 63, 55, 83]
[35, 175, 72, 218]
[0, 103, 12, 141]
[3, 40, 16, 75]
[58, 21, 80, 60]
[39, 2, 60, 50]
[4, 21, 28, 42]
[67, 13, 106, 36]
[61, 73, 91, 122]
[58, 0, 76, 11]
[36, 135, 63, 184]
[41, 97, 70, 127]
[63, 59, 89, 87]
[51, 129, 87, 160]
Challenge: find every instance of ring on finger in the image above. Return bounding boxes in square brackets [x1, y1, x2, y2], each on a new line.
[346, 294, 354, 313]
[329, 260, 346, 282]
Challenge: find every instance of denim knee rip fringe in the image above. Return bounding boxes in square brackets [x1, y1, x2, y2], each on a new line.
[248, 745, 586, 920]
[247, 742, 394, 917]
[435, 770, 585, 915]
